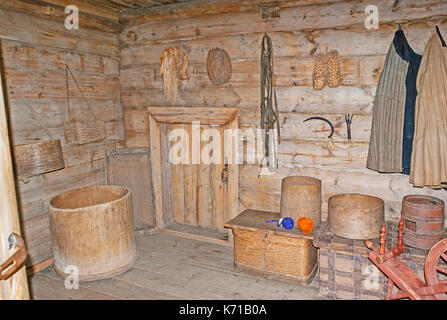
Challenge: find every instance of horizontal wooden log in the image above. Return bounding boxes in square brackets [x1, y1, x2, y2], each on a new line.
[120, 0, 447, 45]
[2, 40, 119, 76]
[119, 55, 384, 90]
[121, 85, 376, 114]
[0, 0, 122, 33]
[239, 112, 373, 142]
[125, 131, 150, 148]
[124, 109, 148, 133]
[0, 7, 119, 57]
[239, 164, 447, 221]
[120, 23, 443, 66]
[119, 0, 347, 26]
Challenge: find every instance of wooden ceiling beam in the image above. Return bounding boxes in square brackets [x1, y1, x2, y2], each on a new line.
[41, 0, 120, 21]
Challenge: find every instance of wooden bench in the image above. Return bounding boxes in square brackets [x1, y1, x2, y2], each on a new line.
[225, 209, 320, 284]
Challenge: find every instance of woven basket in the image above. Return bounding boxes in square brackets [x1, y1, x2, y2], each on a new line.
[312, 53, 327, 90]
[64, 65, 106, 144]
[207, 48, 232, 85]
[13, 139, 65, 177]
[326, 50, 343, 88]
[64, 121, 106, 144]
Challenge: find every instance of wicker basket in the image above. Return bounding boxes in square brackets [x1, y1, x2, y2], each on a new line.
[64, 121, 106, 145]
[13, 139, 65, 177]
[207, 48, 232, 86]
[225, 209, 318, 284]
[64, 65, 106, 144]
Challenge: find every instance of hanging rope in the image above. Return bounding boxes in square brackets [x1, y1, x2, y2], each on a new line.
[259, 34, 280, 176]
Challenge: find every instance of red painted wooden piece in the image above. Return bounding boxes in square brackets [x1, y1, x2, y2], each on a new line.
[364, 218, 447, 300]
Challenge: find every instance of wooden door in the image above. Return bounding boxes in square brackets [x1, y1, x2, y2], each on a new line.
[161, 123, 227, 231]
[0, 59, 29, 299]
[148, 107, 238, 232]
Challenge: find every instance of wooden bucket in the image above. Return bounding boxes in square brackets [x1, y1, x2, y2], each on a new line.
[328, 193, 384, 240]
[13, 139, 65, 177]
[64, 121, 106, 144]
[401, 195, 445, 249]
[280, 176, 321, 225]
[49, 185, 137, 281]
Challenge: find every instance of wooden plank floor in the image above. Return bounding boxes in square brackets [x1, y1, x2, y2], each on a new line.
[29, 232, 323, 300]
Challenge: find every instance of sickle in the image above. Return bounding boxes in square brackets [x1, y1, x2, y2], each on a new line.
[303, 116, 335, 139]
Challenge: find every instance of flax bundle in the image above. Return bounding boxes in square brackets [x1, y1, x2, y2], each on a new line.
[160, 47, 190, 105]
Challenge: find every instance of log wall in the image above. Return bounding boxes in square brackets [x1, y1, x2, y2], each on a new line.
[120, 0, 447, 223]
[0, 3, 124, 267]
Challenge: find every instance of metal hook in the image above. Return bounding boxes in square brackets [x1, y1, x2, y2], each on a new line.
[345, 114, 354, 140]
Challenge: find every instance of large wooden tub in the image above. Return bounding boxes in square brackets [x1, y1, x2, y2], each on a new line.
[49, 185, 137, 281]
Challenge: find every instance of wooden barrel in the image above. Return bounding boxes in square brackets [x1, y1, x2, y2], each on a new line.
[401, 195, 445, 250]
[280, 176, 321, 225]
[49, 185, 137, 281]
[13, 139, 65, 177]
[328, 193, 384, 240]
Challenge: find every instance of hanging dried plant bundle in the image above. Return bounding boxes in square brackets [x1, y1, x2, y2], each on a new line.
[312, 53, 327, 90]
[207, 48, 232, 85]
[326, 50, 343, 88]
[160, 47, 190, 105]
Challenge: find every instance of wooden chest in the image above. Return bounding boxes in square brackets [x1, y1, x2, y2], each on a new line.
[225, 210, 319, 284]
[313, 221, 430, 300]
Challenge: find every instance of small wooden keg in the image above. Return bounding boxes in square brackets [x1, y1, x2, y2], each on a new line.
[328, 194, 384, 240]
[280, 176, 321, 225]
[401, 195, 445, 250]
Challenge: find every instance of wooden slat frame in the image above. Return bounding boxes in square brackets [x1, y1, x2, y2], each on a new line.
[148, 107, 238, 229]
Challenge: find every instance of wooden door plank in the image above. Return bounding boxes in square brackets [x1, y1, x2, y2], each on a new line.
[210, 126, 225, 231]
[197, 124, 212, 229]
[183, 124, 198, 226]
[227, 116, 239, 222]
[149, 115, 163, 228]
[172, 123, 185, 224]
[160, 123, 174, 224]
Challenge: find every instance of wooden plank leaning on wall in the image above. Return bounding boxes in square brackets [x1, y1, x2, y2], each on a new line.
[0, 44, 29, 299]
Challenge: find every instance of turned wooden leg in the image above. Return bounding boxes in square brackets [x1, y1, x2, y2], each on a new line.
[380, 223, 386, 256]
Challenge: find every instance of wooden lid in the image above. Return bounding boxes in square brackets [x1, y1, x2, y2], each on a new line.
[224, 209, 320, 240]
[282, 176, 321, 186]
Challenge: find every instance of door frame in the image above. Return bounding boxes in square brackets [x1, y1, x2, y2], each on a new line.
[147, 107, 238, 229]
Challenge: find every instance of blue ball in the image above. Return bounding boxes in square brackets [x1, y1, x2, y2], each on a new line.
[281, 217, 294, 230]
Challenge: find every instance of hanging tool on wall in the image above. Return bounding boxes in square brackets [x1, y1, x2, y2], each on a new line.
[345, 114, 354, 162]
[303, 116, 335, 150]
[259, 34, 281, 177]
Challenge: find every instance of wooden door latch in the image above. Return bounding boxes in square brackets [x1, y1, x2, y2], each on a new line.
[0, 233, 27, 281]
[221, 163, 229, 183]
